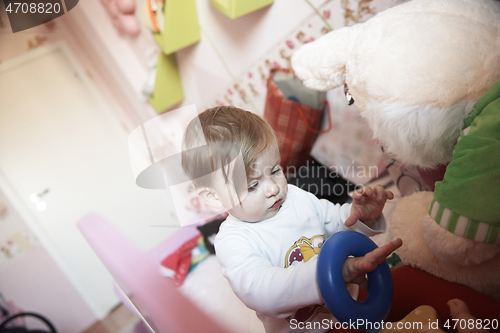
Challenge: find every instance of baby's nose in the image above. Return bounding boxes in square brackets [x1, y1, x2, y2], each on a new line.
[266, 183, 279, 197]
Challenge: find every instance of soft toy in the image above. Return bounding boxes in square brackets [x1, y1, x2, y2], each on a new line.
[101, 0, 140, 36]
[291, 0, 500, 300]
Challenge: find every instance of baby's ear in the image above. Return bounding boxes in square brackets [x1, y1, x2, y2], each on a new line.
[196, 187, 223, 209]
[291, 24, 363, 91]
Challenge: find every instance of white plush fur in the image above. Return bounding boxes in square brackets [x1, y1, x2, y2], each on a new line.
[291, 24, 363, 91]
[390, 192, 500, 300]
[292, 0, 500, 298]
[361, 100, 476, 167]
[292, 0, 500, 166]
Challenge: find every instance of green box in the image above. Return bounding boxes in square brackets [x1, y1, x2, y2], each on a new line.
[148, 53, 184, 113]
[209, 0, 274, 19]
[153, 0, 200, 55]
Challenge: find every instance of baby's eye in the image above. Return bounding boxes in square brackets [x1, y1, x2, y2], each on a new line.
[271, 166, 282, 175]
[248, 181, 259, 192]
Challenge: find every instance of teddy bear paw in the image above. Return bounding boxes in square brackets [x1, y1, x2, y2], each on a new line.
[422, 215, 500, 265]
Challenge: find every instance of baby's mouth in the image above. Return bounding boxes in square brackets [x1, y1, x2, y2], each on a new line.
[270, 199, 283, 210]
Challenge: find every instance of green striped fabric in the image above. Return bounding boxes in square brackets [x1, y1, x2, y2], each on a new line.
[431, 81, 500, 244]
[430, 198, 500, 244]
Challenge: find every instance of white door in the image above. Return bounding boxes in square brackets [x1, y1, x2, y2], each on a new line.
[0, 42, 179, 318]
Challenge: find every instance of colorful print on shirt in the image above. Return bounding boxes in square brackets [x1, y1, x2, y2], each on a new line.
[285, 235, 330, 323]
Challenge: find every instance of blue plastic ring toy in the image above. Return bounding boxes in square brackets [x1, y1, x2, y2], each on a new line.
[317, 231, 393, 328]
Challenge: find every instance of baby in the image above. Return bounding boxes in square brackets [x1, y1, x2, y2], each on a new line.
[181, 106, 402, 333]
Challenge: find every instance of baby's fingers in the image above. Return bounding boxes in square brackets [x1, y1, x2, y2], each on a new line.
[373, 185, 393, 203]
[362, 186, 374, 198]
[351, 190, 363, 201]
[352, 186, 371, 201]
[365, 238, 403, 266]
[379, 238, 402, 257]
[345, 209, 360, 227]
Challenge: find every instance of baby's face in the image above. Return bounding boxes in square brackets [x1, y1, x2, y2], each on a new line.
[214, 145, 288, 222]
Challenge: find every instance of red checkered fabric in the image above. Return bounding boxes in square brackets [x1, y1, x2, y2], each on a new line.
[264, 68, 326, 172]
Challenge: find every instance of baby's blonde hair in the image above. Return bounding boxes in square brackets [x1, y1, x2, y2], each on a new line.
[181, 106, 277, 194]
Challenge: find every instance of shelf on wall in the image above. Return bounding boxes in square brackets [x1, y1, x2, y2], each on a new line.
[209, 0, 274, 19]
[152, 0, 200, 55]
[148, 53, 184, 113]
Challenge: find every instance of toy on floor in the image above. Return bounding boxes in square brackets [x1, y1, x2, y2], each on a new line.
[374, 299, 487, 333]
[377, 305, 445, 333]
[372, 299, 493, 333]
[318, 231, 393, 329]
[292, 0, 500, 300]
[100, 0, 140, 36]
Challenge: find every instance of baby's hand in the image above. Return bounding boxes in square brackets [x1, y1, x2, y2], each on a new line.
[342, 238, 402, 289]
[345, 185, 394, 228]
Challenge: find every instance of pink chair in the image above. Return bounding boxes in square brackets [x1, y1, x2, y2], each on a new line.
[77, 212, 230, 333]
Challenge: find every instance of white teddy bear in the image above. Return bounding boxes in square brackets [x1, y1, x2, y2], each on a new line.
[292, 0, 500, 299]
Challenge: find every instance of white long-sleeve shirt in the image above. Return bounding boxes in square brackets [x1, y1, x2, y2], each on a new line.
[215, 184, 386, 333]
